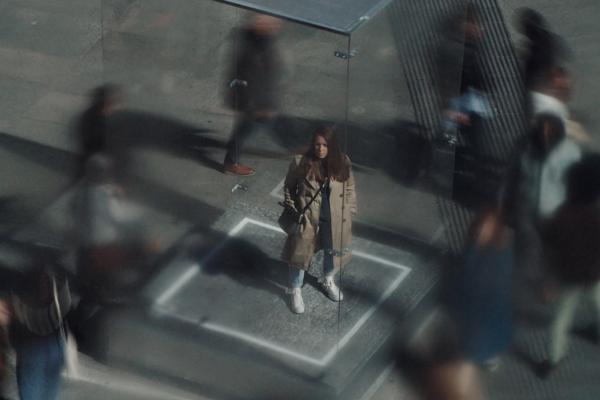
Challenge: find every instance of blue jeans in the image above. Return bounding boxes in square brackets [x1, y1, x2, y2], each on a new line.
[16, 331, 64, 400]
[289, 247, 336, 289]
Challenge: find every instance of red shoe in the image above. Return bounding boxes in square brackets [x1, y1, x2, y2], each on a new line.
[224, 163, 255, 176]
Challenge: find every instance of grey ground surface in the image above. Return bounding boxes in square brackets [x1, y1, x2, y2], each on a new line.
[0, 0, 599, 399]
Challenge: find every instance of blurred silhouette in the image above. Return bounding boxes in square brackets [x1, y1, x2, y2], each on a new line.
[223, 14, 282, 176]
[70, 154, 159, 341]
[434, 3, 499, 209]
[514, 8, 571, 91]
[76, 84, 122, 180]
[502, 114, 581, 298]
[538, 154, 600, 378]
[424, 359, 485, 400]
[10, 253, 71, 400]
[437, 3, 491, 150]
[281, 128, 357, 314]
[0, 300, 9, 400]
[530, 67, 592, 144]
[447, 209, 513, 371]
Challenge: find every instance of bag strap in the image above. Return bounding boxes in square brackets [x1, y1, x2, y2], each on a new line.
[52, 277, 67, 343]
[299, 180, 327, 217]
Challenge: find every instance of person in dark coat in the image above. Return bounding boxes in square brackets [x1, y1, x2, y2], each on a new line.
[538, 154, 600, 377]
[223, 14, 282, 176]
[76, 84, 121, 179]
[436, 3, 489, 147]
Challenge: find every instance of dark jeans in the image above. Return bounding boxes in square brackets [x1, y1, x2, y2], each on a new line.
[15, 331, 64, 400]
[224, 114, 275, 165]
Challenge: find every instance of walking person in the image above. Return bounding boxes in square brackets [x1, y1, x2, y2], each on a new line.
[10, 255, 72, 400]
[502, 113, 581, 298]
[447, 209, 513, 371]
[514, 8, 571, 91]
[437, 3, 491, 148]
[281, 128, 357, 314]
[223, 14, 282, 176]
[538, 155, 600, 378]
[76, 84, 121, 180]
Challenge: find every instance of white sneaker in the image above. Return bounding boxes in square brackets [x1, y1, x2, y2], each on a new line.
[322, 277, 344, 302]
[288, 288, 305, 314]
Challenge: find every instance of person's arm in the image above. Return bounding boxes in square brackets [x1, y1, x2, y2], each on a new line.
[283, 157, 300, 212]
[345, 158, 358, 216]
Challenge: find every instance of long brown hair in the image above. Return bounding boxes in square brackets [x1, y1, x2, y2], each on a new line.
[300, 127, 350, 182]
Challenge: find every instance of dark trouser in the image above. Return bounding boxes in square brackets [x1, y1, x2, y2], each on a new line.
[224, 113, 274, 165]
[15, 331, 64, 400]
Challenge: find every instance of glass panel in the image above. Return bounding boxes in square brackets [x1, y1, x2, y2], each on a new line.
[215, 0, 393, 34]
[91, 1, 351, 399]
[336, 0, 477, 389]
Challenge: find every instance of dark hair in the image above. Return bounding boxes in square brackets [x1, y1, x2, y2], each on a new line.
[566, 154, 600, 206]
[300, 127, 350, 182]
[516, 7, 548, 38]
[529, 113, 565, 156]
[89, 84, 120, 112]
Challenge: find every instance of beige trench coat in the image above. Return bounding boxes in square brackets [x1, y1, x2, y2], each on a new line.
[281, 155, 358, 271]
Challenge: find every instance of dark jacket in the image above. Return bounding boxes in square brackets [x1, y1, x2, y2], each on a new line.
[436, 29, 485, 110]
[500, 138, 543, 229]
[542, 203, 600, 286]
[225, 28, 280, 113]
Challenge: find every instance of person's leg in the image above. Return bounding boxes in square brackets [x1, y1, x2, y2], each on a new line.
[549, 286, 581, 364]
[288, 265, 305, 314]
[288, 266, 305, 289]
[42, 333, 64, 400]
[224, 114, 252, 165]
[319, 221, 343, 301]
[16, 338, 46, 400]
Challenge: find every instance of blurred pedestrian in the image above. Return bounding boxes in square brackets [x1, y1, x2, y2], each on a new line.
[514, 8, 571, 91]
[447, 209, 513, 371]
[538, 155, 600, 378]
[502, 114, 581, 297]
[424, 359, 486, 400]
[76, 84, 121, 180]
[0, 300, 9, 400]
[72, 154, 159, 320]
[281, 127, 357, 314]
[437, 2, 491, 150]
[223, 13, 282, 176]
[530, 67, 592, 144]
[10, 255, 71, 400]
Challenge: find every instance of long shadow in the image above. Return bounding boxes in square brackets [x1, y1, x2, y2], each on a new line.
[200, 237, 289, 304]
[107, 110, 225, 173]
[0, 131, 75, 175]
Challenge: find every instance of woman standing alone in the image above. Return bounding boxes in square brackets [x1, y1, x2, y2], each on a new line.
[281, 128, 357, 314]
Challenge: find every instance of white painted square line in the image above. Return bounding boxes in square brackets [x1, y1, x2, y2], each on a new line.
[155, 217, 411, 367]
[269, 179, 285, 200]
